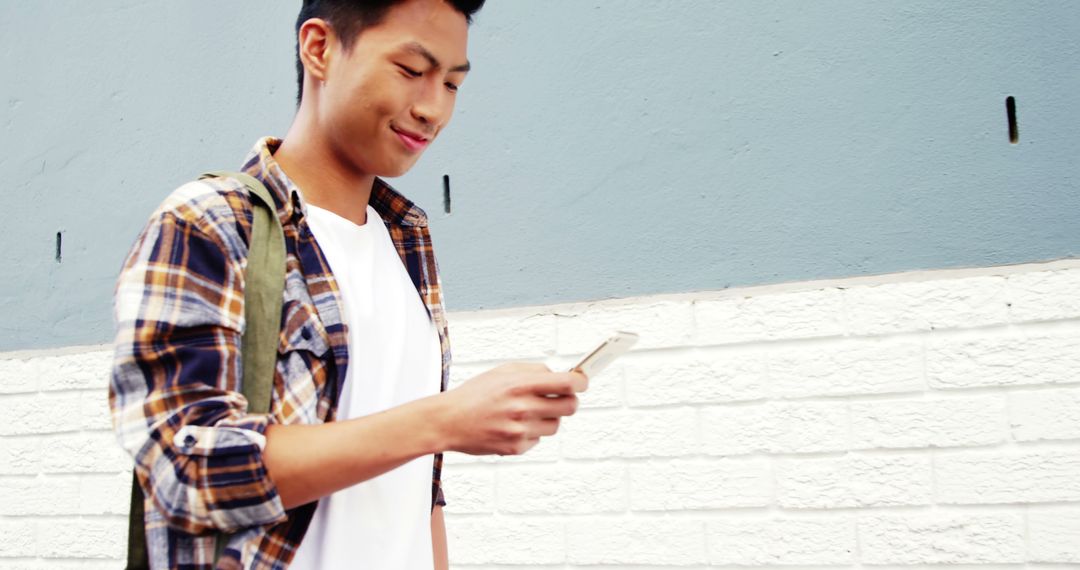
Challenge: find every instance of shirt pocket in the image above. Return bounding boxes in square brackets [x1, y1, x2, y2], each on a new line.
[278, 300, 331, 358]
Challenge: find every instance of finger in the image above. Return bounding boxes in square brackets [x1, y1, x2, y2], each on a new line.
[536, 394, 578, 418]
[529, 371, 588, 396]
[566, 370, 589, 392]
[518, 436, 541, 455]
[527, 377, 575, 396]
[531, 417, 560, 437]
[505, 362, 553, 373]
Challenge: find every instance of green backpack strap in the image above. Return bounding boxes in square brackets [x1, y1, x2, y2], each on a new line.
[125, 171, 286, 569]
[125, 471, 149, 570]
[202, 170, 287, 418]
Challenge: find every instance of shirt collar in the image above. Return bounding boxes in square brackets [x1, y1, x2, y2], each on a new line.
[239, 136, 429, 228]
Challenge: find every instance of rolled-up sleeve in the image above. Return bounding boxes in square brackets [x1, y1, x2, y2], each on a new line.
[435, 476, 446, 507]
[432, 450, 447, 509]
[109, 189, 286, 536]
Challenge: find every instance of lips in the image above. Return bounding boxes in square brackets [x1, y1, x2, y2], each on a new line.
[391, 125, 430, 152]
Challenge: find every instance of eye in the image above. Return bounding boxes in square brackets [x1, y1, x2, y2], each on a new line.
[397, 64, 421, 78]
[444, 82, 459, 93]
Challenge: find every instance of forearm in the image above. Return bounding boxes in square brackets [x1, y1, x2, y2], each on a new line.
[264, 392, 447, 510]
[432, 504, 448, 570]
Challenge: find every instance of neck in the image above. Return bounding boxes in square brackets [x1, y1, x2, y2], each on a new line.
[275, 110, 376, 227]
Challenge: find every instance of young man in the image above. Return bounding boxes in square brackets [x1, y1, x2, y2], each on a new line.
[109, 1, 587, 568]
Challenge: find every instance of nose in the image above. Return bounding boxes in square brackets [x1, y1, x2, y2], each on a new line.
[410, 82, 452, 134]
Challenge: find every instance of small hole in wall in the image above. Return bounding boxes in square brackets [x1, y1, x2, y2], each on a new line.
[443, 175, 452, 215]
[1006, 96, 1018, 144]
[55, 231, 62, 263]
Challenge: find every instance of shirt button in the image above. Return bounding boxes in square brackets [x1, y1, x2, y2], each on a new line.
[182, 434, 197, 448]
[301, 327, 312, 341]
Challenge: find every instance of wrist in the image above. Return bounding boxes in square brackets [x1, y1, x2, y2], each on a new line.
[416, 391, 452, 455]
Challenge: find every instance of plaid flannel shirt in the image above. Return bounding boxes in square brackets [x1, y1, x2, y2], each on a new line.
[109, 137, 451, 569]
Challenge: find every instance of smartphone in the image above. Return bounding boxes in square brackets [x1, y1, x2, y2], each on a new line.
[569, 331, 639, 379]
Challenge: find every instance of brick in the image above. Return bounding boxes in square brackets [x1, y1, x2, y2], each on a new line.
[80, 471, 136, 516]
[555, 301, 694, 354]
[768, 339, 924, 399]
[694, 297, 767, 345]
[0, 391, 108, 436]
[1029, 505, 1080, 563]
[858, 513, 1024, 564]
[440, 464, 495, 514]
[37, 517, 128, 559]
[567, 517, 705, 565]
[624, 348, 768, 407]
[0, 561, 121, 570]
[0, 432, 131, 475]
[700, 401, 848, 456]
[927, 328, 1080, 389]
[844, 276, 1009, 335]
[82, 392, 114, 432]
[1010, 387, 1080, 442]
[446, 312, 556, 362]
[777, 454, 931, 508]
[850, 396, 1006, 449]
[629, 458, 770, 511]
[696, 288, 845, 345]
[445, 517, 563, 565]
[561, 408, 698, 459]
[935, 450, 1080, 504]
[39, 351, 113, 392]
[1008, 269, 1080, 323]
[706, 516, 854, 565]
[0, 357, 39, 394]
[0, 475, 79, 516]
[0, 518, 36, 557]
[499, 462, 624, 514]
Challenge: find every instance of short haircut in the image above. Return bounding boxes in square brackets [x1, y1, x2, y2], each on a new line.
[295, 0, 485, 105]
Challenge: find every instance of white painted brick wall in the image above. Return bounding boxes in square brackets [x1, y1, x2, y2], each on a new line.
[2, 259, 1080, 568]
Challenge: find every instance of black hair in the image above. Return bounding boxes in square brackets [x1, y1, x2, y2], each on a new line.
[295, 0, 485, 105]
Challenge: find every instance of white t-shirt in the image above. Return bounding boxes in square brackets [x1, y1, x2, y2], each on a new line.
[289, 203, 442, 570]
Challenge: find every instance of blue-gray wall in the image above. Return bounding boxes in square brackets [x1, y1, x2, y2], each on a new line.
[2, 1, 1078, 351]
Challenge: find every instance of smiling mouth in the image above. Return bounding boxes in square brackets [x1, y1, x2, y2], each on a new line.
[391, 126, 430, 152]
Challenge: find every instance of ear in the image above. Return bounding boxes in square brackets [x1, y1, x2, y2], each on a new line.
[298, 18, 335, 84]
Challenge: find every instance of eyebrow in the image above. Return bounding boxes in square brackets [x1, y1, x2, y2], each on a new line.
[401, 41, 471, 73]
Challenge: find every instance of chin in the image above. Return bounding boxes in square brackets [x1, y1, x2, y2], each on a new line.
[380, 158, 422, 178]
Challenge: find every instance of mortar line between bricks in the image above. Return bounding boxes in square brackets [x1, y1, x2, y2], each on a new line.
[0, 428, 116, 439]
[0, 470, 133, 477]
[1022, 502, 1032, 562]
[698, 316, 1080, 352]
[0, 387, 111, 398]
[0, 557, 126, 563]
[927, 383, 1080, 398]
[447, 503, 1048, 519]
[464, 435, 1080, 469]
[556, 437, 1080, 464]
[851, 506, 863, 568]
[451, 315, 1080, 369]
[606, 393, 928, 411]
[0, 514, 129, 520]
[1001, 388, 1024, 453]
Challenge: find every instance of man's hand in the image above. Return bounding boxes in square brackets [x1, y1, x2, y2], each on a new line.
[438, 363, 587, 456]
[263, 363, 586, 510]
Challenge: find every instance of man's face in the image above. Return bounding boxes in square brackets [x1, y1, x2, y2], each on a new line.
[319, 0, 470, 177]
